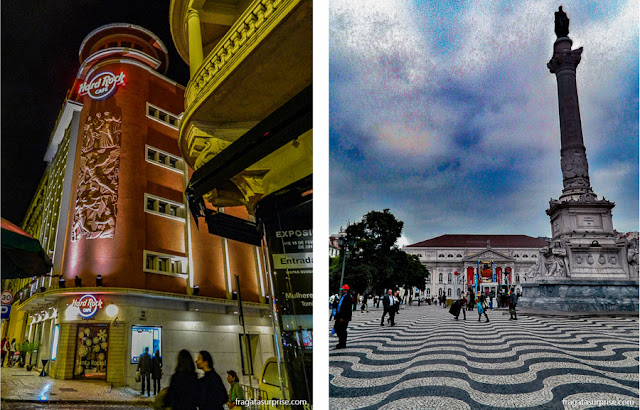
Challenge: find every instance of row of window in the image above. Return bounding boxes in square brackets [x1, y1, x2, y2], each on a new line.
[145, 193, 186, 220]
[434, 253, 538, 258]
[147, 103, 179, 129]
[144, 250, 187, 278]
[146, 145, 184, 172]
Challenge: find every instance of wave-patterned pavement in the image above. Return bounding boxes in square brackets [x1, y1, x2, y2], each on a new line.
[329, 305, 639, 409]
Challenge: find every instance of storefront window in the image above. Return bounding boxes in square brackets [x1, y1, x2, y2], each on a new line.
[74, 323, 109, 380]
[131, 326, 162, 364]
[51, 325, 59, 361]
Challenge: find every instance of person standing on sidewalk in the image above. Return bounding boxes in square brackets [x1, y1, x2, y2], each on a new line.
[151, 350, 163, 396]
[196, 350, 228, 409]
[137, 347, 152, 396]
[334, 284, 353, 349]
[1, 338, 8, 367]
[165, 350, 199, 409]
[380, 289, 395, 326]
[509, 288, 518, 320]
[226, 370, 245, 409]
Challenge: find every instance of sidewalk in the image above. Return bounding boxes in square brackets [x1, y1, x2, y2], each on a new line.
[1, 365, 154, 406]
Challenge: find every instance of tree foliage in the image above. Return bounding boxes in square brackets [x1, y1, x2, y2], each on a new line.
[329, 209, 429, 296]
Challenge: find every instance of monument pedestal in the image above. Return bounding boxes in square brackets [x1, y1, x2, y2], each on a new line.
[519, 279, 639, 312]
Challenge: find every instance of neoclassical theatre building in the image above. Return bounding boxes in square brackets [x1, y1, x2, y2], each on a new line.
[404, 235, 549, 298]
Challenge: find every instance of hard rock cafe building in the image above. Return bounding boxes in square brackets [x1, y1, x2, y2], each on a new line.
[404, 235, 549, 299]
[2, 23, 279, 391]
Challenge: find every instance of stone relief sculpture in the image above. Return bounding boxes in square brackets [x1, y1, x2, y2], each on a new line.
[71, 112, 121, 241]
[525, 258, 540, 279]
[544, 256, 566, 277]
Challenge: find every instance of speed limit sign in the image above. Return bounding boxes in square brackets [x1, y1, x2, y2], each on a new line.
[1, 290, 14, 305]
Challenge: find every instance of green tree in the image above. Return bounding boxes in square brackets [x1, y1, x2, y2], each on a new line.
[332, 209, 428, 295]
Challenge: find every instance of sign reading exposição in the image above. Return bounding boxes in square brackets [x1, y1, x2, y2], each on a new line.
[72, 294, 104, 318]
[78, 71, 125, 100]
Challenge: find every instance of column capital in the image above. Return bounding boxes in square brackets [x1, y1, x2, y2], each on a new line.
[548, 47, 583, 74]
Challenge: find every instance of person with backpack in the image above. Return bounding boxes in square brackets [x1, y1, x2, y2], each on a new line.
[449, 295, 467, 320]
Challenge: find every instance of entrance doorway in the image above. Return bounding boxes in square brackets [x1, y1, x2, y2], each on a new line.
[73, 323, 109, 380]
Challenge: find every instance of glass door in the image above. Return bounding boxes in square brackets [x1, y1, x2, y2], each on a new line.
[73, 323, 109, 380]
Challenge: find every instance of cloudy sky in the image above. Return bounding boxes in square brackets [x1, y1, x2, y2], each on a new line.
[329, 0, 638, 247]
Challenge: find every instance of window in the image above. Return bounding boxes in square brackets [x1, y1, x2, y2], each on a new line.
[147, 103, 179, 130]
[448, 254, 453, 258]
[121, 41, 131, 48]
[457, 288, 461, 297]
[532, 254, 538, 258]
[144, 193, 186, 221]
[523, 255, 528, 258]
[438, 273, 443, 283]
[108, 42, 118, 47]
[146, 145, 184, 173]
[426, 273, 431, 284]
[143, 250, 187, 278]
[447, 288, 452, 297]
[514, 254, 519, 257]
[438, 254, 444, 258]
[515, 274, 520, 283]
[448, 273, 452, 283]
[456, 254, 462, 257]
[426, 288, 430, 296]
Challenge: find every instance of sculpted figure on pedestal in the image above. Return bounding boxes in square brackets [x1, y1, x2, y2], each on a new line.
[554, 6, 570, 38]
[545, 255, 566, 277]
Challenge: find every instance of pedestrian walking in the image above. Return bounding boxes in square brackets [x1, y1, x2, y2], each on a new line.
[137, 347, 152, 396]
[165, 350, 199, 410]
[380, 289, 396, 326]
[334, 284, 353, 349]
[226, 370, 245, 409]
[449, 295, 467, 320]
[361, 293, 369, 313]
[1, 338, 8, 367]
[196, 350, 228, 410]
[477, 294, 490, 322]
[330, 294, 339, 321]
[8, 339, 16, 367]
[351, 293, 358, 312]
[394, 291, 401, 316]
[509, 288, 518, 320]
[151, 350, 163, 396]
[468, 293, 475, 311]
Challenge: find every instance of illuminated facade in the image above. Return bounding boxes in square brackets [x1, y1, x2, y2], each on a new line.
[404, 235, 549, 298]
[4, 24, 274, 389]
[170, 0, 312, 403]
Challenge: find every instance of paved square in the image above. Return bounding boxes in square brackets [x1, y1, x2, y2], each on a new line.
[329, 305, 639, 409]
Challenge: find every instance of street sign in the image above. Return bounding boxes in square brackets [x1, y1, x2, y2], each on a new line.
[1, 304, 11, 320]
[1, 290, 14, 305]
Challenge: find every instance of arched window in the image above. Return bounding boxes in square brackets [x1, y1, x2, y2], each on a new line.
[514, 254, 519, 257]
[457, 288, 461, 297]
[439, 273, 443, 283]
[417, 254, 422, 257]
[532, 254, 538, 258]
[426, 273, 431, 283]
[439, 288, 443, 296]
[448, 273, 452, 283]
[523, 255, 528, 258]
[515, 274, 520, 283]
[448, 254, 453, 258]
[447, 288, 452, 297]
[456, 254, 462, 257]
[426, 288, 431, 296]
[439, 254, 444, 257]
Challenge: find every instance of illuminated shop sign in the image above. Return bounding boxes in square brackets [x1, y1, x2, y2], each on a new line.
[78, 71, 125, 100]
[71, 294, 104, 318]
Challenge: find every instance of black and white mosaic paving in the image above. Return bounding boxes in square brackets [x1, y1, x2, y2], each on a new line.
[329, 305, 639, 409]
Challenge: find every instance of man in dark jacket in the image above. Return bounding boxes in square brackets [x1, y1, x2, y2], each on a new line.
[137, 347, 152, 396]
[196, 350, 228, 409]
[334, 284, 353, 349]
[380, 289, 396, 326]
[509, 288, 518, 320]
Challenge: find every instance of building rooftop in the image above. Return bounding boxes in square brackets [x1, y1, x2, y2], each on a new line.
[406, 234, 549, 248]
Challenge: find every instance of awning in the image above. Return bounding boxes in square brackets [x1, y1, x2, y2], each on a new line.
[1, 218, 52, 279]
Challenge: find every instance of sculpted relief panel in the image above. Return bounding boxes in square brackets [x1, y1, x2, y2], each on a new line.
[71, 112, 122, 241]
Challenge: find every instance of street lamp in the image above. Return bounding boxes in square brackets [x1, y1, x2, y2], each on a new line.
[338, 235, 354, 293]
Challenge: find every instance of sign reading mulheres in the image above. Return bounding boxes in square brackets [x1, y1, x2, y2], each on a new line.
[79, 71, 125, 100]
[72, 294, 104, 318]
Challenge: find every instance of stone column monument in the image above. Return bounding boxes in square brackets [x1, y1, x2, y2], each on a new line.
[519, 7, 639, 311]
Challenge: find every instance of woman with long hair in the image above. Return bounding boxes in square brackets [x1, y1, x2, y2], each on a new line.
[164, 349, 199, 409]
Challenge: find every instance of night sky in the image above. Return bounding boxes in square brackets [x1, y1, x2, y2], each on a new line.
[1, 1, 190, 225]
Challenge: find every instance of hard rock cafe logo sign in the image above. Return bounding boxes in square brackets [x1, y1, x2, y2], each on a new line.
[78, 71, 125, 100]
[72, 294, 104, 318]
